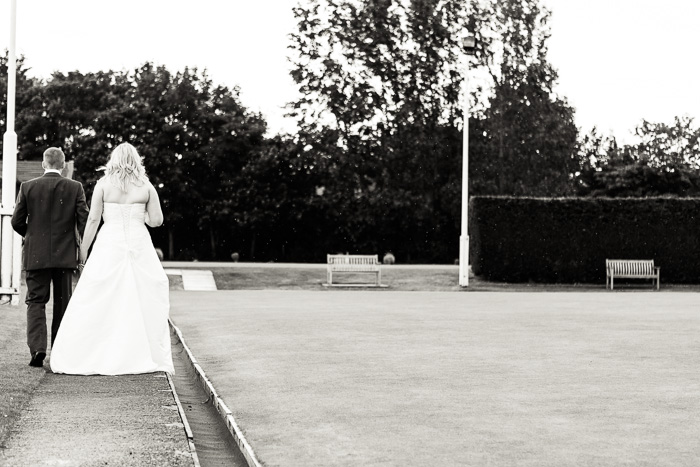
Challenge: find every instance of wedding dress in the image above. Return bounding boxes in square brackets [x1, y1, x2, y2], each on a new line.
[50, 203, 174, 375]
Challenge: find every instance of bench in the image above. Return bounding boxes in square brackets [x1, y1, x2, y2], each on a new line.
[327, 254, 382, 287]
[606, 259, 660, 290]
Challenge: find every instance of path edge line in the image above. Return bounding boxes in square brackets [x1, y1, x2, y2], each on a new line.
[169, 318, 264, 467]
[166, 372, 202, 467]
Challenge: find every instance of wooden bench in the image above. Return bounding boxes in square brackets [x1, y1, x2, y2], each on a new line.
[327, 254, 382, 287]
[606, 259, 660, 290]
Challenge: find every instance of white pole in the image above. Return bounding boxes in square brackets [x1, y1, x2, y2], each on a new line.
[458, 53, 470, 287]
[2, 0, 19, 299]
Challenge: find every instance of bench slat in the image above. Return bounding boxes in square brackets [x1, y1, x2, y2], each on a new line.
[327, 254, 382, 286]
[606, 259, 659, 290]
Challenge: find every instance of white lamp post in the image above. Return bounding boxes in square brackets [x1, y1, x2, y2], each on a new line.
[2, 0, 20, 303]
[459, 34, 476, 287]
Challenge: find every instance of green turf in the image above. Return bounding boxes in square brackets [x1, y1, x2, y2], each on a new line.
[170, 290, 700, 467]
[168, 274, 184, 290]
[190, 264, 695, 292]
[209, 265, 465, 291]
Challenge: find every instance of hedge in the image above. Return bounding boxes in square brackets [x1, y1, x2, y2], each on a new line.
[469, 196, 700, 283]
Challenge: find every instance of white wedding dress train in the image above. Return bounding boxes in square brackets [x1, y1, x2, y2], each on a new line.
[50, 203, 174, 375]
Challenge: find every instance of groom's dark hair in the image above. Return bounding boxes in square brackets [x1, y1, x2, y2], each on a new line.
[43, 147, 65, 169]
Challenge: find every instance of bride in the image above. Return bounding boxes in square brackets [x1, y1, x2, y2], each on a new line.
[50, 143, 174, 375]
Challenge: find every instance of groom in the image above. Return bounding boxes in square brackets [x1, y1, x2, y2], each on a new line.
[11, 147, 89, 368]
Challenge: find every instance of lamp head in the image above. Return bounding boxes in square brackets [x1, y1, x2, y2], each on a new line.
[462, 34, 476, 55]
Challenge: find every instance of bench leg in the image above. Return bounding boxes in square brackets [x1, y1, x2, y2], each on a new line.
[610, 275, 614, 290]
[329, 270, 333, 285]
[377, 269, 382, 286]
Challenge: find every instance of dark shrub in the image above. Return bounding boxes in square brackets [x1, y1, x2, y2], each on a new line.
[469, 196, 700, 283]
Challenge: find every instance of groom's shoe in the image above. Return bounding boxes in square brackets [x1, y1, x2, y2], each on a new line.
[29, 351, 46, 368]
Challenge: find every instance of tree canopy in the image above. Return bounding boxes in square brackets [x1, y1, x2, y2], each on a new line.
[5, 0, 689, 263]
[0, 55, 269, 260]
[576, 117, 700, 197]
[289, 0, 579, 261]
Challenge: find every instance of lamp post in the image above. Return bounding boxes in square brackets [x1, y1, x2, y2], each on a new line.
[459, 34, 476, 287]
[2, 0, 19, 303]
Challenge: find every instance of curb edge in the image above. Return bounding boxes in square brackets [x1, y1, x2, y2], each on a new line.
[166, 372, 202, 467]
[169, 318, 263, 467]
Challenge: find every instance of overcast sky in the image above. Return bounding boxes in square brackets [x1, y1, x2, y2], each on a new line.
[1, 0, 699, 143]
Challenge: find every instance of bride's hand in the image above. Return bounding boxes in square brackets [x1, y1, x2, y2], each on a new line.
[79, 247, 88, 265]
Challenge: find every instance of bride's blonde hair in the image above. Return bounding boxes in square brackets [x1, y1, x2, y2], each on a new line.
[100, 143, 148, 192]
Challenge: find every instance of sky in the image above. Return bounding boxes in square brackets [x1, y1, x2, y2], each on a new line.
[1, 0, 699, 144]
[544, 0, 700, 143]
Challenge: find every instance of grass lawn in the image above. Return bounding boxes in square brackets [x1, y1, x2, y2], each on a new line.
[180, 263, 693, 292]
[170, 290, 700, 467]
[0, 300, 44, 449]
[168, 274, 183, 290]
[208, 265, 469, 291]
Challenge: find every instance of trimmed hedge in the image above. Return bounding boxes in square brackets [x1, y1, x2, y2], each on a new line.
[469, 196, 700, 283]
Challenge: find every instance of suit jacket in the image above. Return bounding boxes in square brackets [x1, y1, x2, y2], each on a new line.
[11, 172, 89, 270]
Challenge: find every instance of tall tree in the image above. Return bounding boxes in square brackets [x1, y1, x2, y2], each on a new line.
[576, 118, 700, 197]
[290, 0, 495, 261]
[0, 53, 46, 160]
[11, 63, 268, 260]
[290, 0, 578, 261]
[471, 0, 578, 195]
[628, 116, 700, 168]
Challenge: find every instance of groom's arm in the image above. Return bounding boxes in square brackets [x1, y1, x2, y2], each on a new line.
[75, 183, 89, 237]
[11, 184, 28, 237]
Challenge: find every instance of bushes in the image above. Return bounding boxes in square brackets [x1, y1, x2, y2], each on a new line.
[469, 196, 700, 283]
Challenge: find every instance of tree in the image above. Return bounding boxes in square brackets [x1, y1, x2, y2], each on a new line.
[291, 0, 475, 261]
[582, 164, 700, 198]
[227, 136, 327, 261]
[5, 61, 269, 260]
[0, 53, 46, 160]
[470, 0, 578, 196]
[629, 116, 700, 168]
[289, 0, 578, 261]
[91, 64, 268, 260]
[576, 118, 700, 197]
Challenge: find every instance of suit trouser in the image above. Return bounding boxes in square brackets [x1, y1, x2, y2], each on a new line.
[25, 268, 74, 355]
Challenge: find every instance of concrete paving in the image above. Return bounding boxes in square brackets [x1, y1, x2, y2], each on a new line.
[1, 370, 195, 466]
[0, 291, 197, 467]
[164, 269, 218, 291]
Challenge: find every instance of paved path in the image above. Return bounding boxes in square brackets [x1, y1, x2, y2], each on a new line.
[1, 370, 194, 466]
[0, 292, 198, 467]
[169, 290, 700, 467]
[165, 269, 218, 291]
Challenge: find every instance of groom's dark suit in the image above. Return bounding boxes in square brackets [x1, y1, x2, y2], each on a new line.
[11, 171, 89, 358]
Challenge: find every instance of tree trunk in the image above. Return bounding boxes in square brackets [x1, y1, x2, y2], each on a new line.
[249, 231, 256, 261]
[498, 124, 506, 194]
[168, 228, 175, 260]
[209, 227, 217, 259]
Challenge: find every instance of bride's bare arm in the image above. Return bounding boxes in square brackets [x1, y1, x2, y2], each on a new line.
[80, 179, 105, 262]
[145, 182, 164, 227]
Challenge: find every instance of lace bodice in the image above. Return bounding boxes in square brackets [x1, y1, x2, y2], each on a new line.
[102, 203, 147, 240]
[103, 203, 146, 223]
